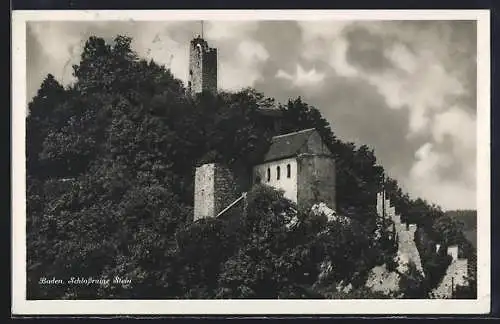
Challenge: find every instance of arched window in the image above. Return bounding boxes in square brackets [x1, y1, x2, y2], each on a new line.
[277, 166, 281, 180]
[267, 168, 271, 182]
[287, 164, 291, 178]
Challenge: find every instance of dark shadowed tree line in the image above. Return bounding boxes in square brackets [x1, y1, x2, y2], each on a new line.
[26, 35, 476, 299]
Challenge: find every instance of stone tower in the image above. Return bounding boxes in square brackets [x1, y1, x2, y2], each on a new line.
[188, 35, 217, 95]
[193, 163, 240, 221]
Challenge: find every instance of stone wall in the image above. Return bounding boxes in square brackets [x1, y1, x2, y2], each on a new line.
[375, 190, 472, 298]
[447, 245, 459, 261]
[297, 154, 336, 212]
[431, 245, 469, 298]
[396, 225, 425, 275]
[194, 163, 215, 221]
[303, 130, 332, 155]
[213, 164, 240, 217]
[202, 48, 217, 94]
[189, 39, 204, 95]
[193, 163, 239, 221]
[189, 37, 217, 95]
[375, 191, 424, 276]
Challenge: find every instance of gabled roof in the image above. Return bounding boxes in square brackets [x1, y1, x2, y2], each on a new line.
[262, 128, 321, 163]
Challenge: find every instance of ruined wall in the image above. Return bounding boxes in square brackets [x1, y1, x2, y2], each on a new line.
[252, 157, 298, 203]
[194, 164, 215, 221]
[189, 38, 217, 95]
[431, 245, 469, 298]
[375, 191, 472, 298]
[376, 191, 424, 276]
[202, 48, 217, 94]
[297, 154, 336, 212]
[194, 163, 239, 221]
[189, 40, 204, 95]
[396, 224, 424, 275]
[213, 164, 240, 218]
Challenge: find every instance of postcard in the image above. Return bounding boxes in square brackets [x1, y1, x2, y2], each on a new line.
[12, 9, 491, 315]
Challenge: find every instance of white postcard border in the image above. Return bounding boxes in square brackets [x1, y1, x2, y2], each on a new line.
[12, 9, 491, 315]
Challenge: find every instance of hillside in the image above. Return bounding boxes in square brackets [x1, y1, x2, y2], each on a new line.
[25, 35, 476, 299]
[445, 210, 477, 249]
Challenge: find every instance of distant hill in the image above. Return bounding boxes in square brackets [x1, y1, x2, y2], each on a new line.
[445, 210, 477, 249]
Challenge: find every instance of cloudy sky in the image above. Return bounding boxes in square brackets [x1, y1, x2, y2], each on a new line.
[26, 19, 477, 211]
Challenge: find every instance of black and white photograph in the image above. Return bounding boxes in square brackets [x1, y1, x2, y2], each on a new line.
[12, 10, 490, 315]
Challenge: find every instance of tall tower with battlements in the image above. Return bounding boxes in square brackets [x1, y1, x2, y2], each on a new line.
[188, 30, 218, 96]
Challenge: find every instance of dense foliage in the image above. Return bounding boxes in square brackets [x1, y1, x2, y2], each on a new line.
[26, 35, 476, 299]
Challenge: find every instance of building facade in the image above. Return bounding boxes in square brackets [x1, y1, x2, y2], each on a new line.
[252, 128, 336, 211]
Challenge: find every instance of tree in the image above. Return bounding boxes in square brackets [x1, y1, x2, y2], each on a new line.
[26, 74, 67, 178]
[216, 185, 307, 298]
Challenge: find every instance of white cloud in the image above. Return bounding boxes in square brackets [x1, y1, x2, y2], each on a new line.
[411, 143, 452, 177]
[131, 22, 190, 84]
[205, 21, 259, 40]
[298, 21, 359, 78]
[276, 64, 325, 88]
[367, 56, 465, 135]
[328, 38, 360, 78]
[297, 21, 477, 210]
[298, 21, 350, 42]
[28, 21, 191, 96]
[203, 21, 268, 91]
[408, 142, 475, 210]
[29, 22, 84, 87]
[405, 106, 477, 210]
[238, 39, 269, 62]
[219, 39, 270, 91]
[433, 106, 476, 150]
[386, 43, 417, 74]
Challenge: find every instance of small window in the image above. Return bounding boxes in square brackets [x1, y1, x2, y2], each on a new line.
[277, 166, 281, 180]
[287, 164, 291, 178]
[267, 168, 271, 182]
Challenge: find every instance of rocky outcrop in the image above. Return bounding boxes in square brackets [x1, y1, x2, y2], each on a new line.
[310, 202, 351, 225]
[365, 264, 401, 297]
[394, 224, 425, 276]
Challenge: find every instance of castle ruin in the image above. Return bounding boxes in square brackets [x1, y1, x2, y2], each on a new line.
[188, 35, 217, 95]
[186, 32, 471, 298]
[193, 128, 337, 221]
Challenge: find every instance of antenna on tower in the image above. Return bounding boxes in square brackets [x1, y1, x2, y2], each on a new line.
[201, 20, 204, 39]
